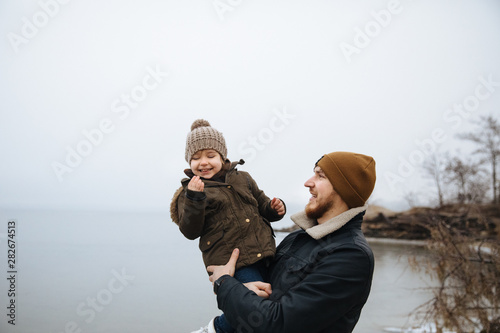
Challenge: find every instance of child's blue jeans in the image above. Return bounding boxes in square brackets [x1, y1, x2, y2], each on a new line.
[213, 261, 267, 333]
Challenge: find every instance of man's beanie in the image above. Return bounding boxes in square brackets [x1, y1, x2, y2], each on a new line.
[185, 119, 227, 162]
[316, 151, 376, 208]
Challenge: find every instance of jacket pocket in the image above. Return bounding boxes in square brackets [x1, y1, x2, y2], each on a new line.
[261, 217, 275, 237]
[286, 257, 308, 273]
[270, 257, 309, 299]
[199, 230, 224, 252]
[281, 257, 309, 285]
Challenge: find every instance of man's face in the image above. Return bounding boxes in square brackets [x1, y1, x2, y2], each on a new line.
[304, 166, 336, 220]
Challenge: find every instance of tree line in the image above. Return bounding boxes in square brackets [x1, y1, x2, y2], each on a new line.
[408, 115, 500, 332]
[422, 115, 500, 207]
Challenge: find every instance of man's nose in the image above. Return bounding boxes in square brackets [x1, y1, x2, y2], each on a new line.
[304, 177, 314, 188]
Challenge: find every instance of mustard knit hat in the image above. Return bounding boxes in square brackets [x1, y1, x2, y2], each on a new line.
[316, 151, 376, 208]
[185, 119, 227, 162]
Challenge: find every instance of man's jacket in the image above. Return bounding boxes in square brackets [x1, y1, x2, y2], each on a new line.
[216, 206, 374, 333]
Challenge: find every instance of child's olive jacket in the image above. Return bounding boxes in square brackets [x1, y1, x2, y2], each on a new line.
[170, 160, 285, 271]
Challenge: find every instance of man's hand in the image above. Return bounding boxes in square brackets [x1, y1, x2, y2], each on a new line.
[188, 176, 204, 192]
[270, 198, 285, 215]
[207, 248, 239, 283]
[243, 281, 273, 299]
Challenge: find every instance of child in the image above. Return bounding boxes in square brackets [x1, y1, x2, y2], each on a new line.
[170, 119, 286, 333]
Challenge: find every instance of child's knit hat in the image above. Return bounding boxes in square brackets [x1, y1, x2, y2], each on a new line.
[185, 119, 227, 162]
[316, 151, 376, 208]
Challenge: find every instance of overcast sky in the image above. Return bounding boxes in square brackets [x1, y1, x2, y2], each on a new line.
[1, 0, 499, 214]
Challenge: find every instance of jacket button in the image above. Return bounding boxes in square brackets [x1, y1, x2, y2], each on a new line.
[257, 253, 262, 258]
[245, 218, 250, 223]
[207, 241, 211, 245]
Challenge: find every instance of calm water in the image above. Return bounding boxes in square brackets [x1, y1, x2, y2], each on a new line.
[0, 210, 435, 333]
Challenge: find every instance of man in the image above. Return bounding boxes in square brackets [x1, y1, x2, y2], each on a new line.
[206, 151, 376, 333]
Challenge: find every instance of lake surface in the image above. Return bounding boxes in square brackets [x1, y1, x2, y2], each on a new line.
[0, 210, 436, 333]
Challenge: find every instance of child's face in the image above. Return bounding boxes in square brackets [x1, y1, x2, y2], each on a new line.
[190, 149, 223, 179]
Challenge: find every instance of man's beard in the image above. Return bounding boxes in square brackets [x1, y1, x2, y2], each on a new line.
[305, 193, 335, 220]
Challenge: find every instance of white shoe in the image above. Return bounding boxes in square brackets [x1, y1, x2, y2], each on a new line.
[190, 317, 216, 333]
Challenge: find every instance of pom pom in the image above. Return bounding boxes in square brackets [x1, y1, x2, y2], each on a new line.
[191, 119, 211, 131]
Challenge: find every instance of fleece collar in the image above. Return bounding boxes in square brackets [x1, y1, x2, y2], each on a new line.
[290, 205, 367, 240]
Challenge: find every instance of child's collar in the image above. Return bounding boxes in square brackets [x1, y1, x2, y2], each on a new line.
[183, 159, 243, 181]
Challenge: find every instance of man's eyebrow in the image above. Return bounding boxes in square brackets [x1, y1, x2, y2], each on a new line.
[315, 167, 325, 176]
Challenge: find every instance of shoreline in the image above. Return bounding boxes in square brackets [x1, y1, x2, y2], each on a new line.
[366, 237, 427, 246]
[275, 231, 428, 246]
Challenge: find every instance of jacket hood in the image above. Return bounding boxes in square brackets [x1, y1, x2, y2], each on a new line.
[290, 205, 367, 240]
[170, 186, 184, 225]
[169, 159, 245, 225]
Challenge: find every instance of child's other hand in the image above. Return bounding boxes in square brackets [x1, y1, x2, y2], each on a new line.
[270, 198, 285, 216]
[188, 176, 205, 192]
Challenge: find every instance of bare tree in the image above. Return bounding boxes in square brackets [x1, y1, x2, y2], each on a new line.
[410, 208, 500, 333]
[444, 154, 489, 204]
[457, 115, 500, 204]
[403, 190, 420, 208]
[422, 153, 447, 207]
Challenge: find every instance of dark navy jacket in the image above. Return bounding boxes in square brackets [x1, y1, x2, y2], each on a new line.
[216, 208, 374, 333]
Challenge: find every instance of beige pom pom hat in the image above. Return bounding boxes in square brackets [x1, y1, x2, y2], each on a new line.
[185, 119, 227, 162]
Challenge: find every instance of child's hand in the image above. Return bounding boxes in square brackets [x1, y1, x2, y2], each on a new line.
[188, 176, 205, 192]
[270, 198, 285, 216]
